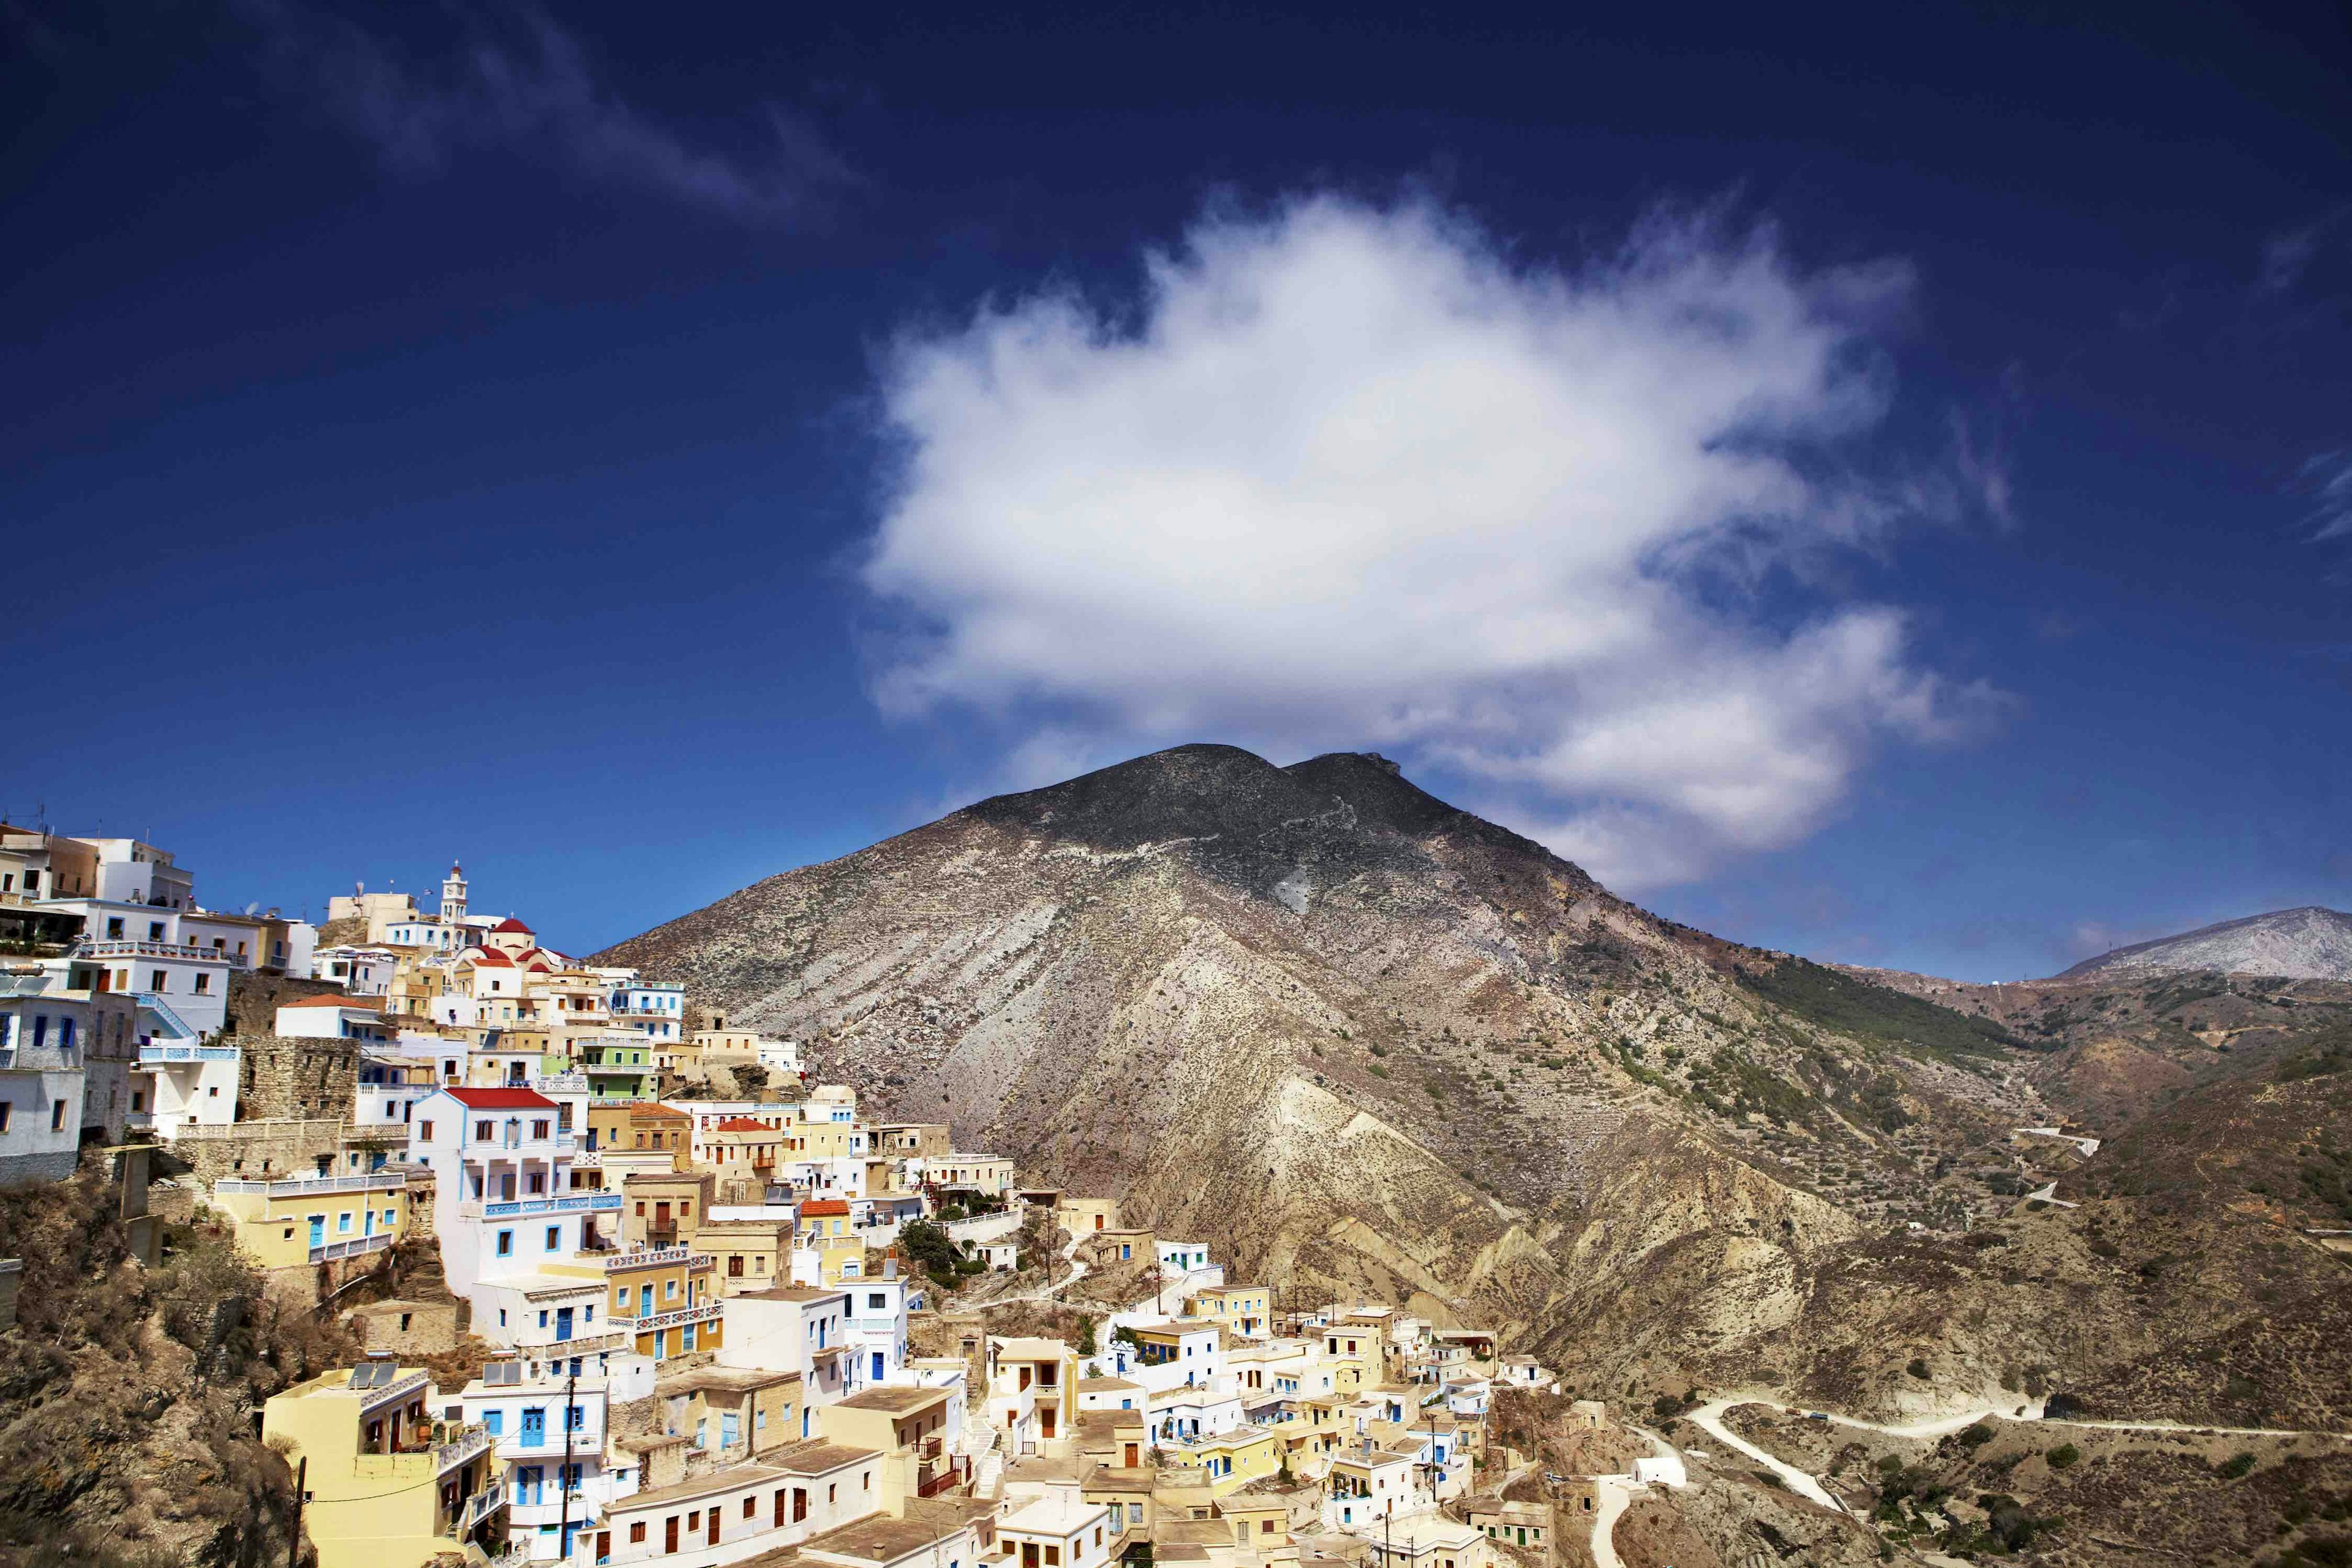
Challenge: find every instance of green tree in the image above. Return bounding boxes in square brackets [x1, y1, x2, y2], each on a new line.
[901, 1219, 962, 1286]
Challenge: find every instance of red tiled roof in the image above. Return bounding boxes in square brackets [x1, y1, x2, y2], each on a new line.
[715, 1117, 774, 1132]
[442, 1087, 558, 1109]
[492, 917, 534, 933]
[464, 949, 514, 966]
[801, 1199, 850, 1216]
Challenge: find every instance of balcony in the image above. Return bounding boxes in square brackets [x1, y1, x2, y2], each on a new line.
[599, 1244, 696, 1271]
[352, 1369, 434, 1416]
[137, 1043, 239, 1065]
[607, 1299, 723, 1335]
[216, 1170, 408, 1198]
[536, 1071, 591, 1094]
[311, 1232, 394, 1265]
[507, 1327, 630, 1359]
[462, 1191, 622, 1221]
[437, 1423, 496, 1473]
[74, 937, 244, 968]
[457, 1476, 508, 1532]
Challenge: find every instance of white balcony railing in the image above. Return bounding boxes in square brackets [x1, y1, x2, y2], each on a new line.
[311, 1232, 394, 1264]
[458, 1478, 507, 1532]
[438, 1424, 496, 1474]
[608, 1299, 722, 1335]
[217, 1170, 408, 1198]
[463, 1191, 622, 1221]
[355, 1369, 432, 1413]
[600, 1245, 695, 1270]
[137, 1043, 239, 1065]
[75, 937, 246, 968]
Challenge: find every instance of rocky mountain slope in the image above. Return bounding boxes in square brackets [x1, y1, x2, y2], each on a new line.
[600, 745, 2352, 1449]
[0, 1164, 336, 1568]
[2057, 905, 2352, 981]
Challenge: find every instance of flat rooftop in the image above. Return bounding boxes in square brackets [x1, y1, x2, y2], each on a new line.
[608, 1461, 789, 1512]
[833, 1384, 956, 1414]
[791, 1513, 966, 1566]
[657, 1365, 801, 1395]
[1001, 1494, 1110, 1536]
[767, 1441, 881, 1476]
[989, 1336, 1070, 1360]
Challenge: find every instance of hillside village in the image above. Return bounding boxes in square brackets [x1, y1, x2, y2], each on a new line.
[0, 826, 1666, 1568]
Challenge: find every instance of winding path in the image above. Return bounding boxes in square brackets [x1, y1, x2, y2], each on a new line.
[1679, 1390, 2352, 1524]
[978, 1231, 1091, 1306]
[1587, 1478, 1633, 1568]
[1685, 1400, 1845, 1511]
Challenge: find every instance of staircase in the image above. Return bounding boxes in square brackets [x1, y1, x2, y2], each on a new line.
[972, 1441, 1005, 1501]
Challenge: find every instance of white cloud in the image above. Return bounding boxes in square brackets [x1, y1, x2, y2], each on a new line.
[859, 195, 2002, 889]
[241, 1, 850, 224]
[2302, 450, 2352, 544]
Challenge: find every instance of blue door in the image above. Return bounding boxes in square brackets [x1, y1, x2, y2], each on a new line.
[556, 1307, 574, 1342]
[518, 1465, 543, 1504]
[521, 1408, 546, 1448]
[639, 1284, 652, 1314]
[307, 1215, 324, 1248]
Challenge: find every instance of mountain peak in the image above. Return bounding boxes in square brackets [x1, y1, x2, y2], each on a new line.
[2057, 905, 2352, 981]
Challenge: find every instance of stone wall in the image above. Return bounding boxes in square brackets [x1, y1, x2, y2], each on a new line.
[232, 1034, 363, 1121]
[346, 1298, 462, 1357]
[172, 1118, 345, 1183]
[0, 1149, 80, 1186]
[222, 971, 347, 1039]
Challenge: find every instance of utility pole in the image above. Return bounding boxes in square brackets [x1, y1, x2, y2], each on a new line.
[288, 1455, 306, 1568]
[557, 1367, 577, 1560]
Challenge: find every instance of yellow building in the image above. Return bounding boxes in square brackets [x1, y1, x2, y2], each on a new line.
[798, 1197, 869, 1282]
[621, 1170, 715, 1248]
[820, 1382, 963, 1498]
[261, 1362, 503, 1568]
[1054, 1196, 1120, 1237]
[1183, 1283, 1272, 1339]
[1163, 1423, 1280, 1495]
[1218, 1493, 1292, 1551]
[693, 1218, 795, 1294]
[589, 1101, 692, 1163]
[704, 1117, 788, 1180]
[211, 1171, 410, 1270]
[785, 1118, 864, 1159]
[545, 1246, 722, 1362]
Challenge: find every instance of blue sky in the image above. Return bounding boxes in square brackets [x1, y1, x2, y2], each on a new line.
[4, 0, 2347, 981]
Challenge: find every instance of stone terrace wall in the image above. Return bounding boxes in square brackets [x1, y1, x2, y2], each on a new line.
[233, 1034, 362, 1121]
[174, 1118, 346, 1183]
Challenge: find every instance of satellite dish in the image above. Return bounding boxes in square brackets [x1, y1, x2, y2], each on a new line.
[245, 902, 260, 916]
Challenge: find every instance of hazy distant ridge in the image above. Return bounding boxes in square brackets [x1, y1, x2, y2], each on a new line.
[2058, 905, 2352, 981]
